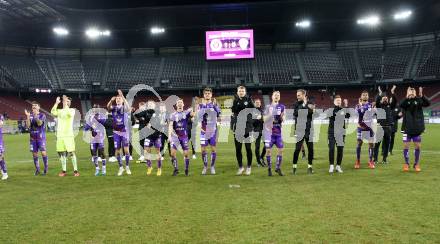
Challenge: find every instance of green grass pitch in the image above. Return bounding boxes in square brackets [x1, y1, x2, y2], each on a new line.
[0, 124, 439, 243]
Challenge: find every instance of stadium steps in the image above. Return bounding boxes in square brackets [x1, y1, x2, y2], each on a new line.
[408, 45, 422, 78]
[202, 61, 208, 85]
[353, 49, 364, 82]
[294, 53, 307, 83]
[0, 66, 19, 89]
[101, 59, 110, 90]
[50, 59, 64, 90]
[35, 59, 59, 90]
[155, 58, 165, 87]
[80, 100, 90, 115]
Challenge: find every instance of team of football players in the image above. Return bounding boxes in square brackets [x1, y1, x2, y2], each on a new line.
[0, 85, 430, 180]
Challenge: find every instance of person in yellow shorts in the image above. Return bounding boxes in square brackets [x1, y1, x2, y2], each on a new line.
[51, 95, 79, 177]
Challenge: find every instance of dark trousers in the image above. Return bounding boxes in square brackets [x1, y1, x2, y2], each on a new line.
[187, 129, 196, 155]
[254, 132, 266, 164]
[389, 131, 396, 153]
[328, 134, 344, 165]
[293, 136, 314, 165]
[190, 141, 196, 155]
[374, 126, 391, 162]
[140, 138, 145, 152]
[107, 136, 115, 157]
[160, 133, 171, 157]
[235, 137, 253, 168]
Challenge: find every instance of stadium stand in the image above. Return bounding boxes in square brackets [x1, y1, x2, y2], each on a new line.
[302, 50, 358, 83]
[105, 58, 161, 90]
[207, 59, 253, 87]
[161, 55, 204, 88]
[358, 47, 415, 81]
[0, 56, 52, 89]
[382, 47, 414, 80]
[0, 38, 439, 91]
[82, 59, 106, 86]
[416, 44, 440, 78]
[51, 59, 88, 89]
[255, 51, 300, 85]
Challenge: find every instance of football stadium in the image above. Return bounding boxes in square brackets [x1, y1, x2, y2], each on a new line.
[0, 0, 439, 243]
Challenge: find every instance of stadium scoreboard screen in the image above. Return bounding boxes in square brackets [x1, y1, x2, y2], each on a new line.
[205, 29, 254, 60]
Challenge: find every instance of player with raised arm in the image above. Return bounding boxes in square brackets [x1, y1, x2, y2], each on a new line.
[134, 102, 147, 162]
[389, 106, 402, 156]
[51, 95, 79, 177]
[107, 89, 132, 176]
[197, 88, 221, 175]
[373, 85, 397, 164]
[84, 105, 107, 176]
[169, 99, 194, 176]
[25, 101, 48, 176]
[354, 90, 375, 169]
[142, 100, 163, 176]
[158, 102, 171, 160]
[327, 96, 349, 173]
[263, 91, 285, 176]
[400, 86, 430, 172]
[0, 115, 8, 180]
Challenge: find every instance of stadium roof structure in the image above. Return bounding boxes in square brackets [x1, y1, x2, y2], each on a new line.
[0, 0, 64, 23]
[0, 0, 439, 48]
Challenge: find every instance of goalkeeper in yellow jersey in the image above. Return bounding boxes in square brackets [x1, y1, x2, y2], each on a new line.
[51, 95, 79, 177]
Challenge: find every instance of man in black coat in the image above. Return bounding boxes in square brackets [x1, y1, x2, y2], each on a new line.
[292, 89, 315, 174]
[389, 106, 402, 155]
[139, 100, 163, 174]
[327, 95, 350, 173]
[253, 98, 266, 167]
[134, 102, 147, 161]
[400, 86, 430, 172]
[373, 85, 397, 164]
[231, 85, 255, 176]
